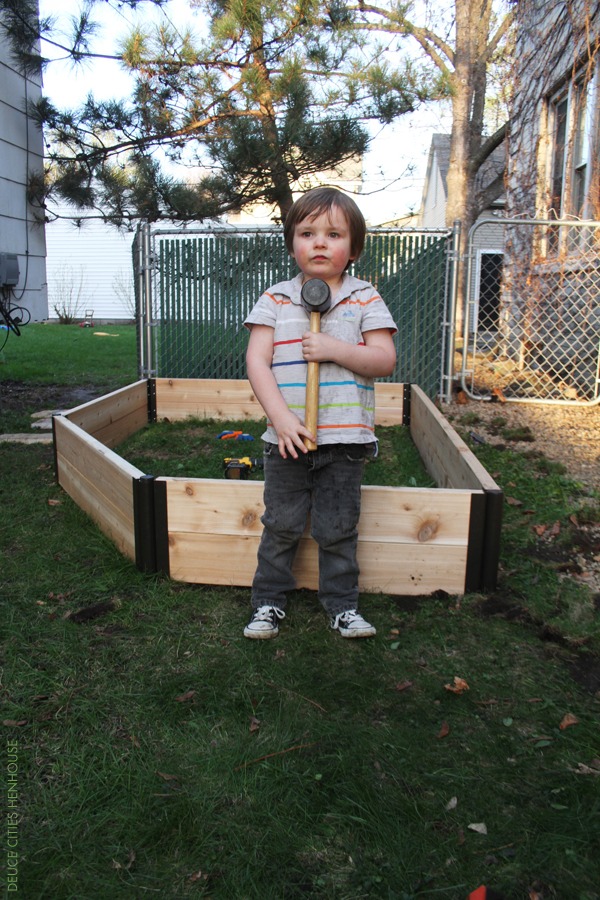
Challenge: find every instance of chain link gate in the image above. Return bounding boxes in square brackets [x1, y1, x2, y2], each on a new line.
[134, 224, 456, 401]
[461, 218, 600, 405]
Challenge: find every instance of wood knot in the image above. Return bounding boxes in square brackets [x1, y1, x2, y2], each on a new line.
[417, 518, 439, 543]
[241, 510, 256, 528]
[185, 485, 194, 496]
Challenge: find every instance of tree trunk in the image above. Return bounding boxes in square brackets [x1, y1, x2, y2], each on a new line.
[445, 0, 494, 340]
[251, 31, 295, 222]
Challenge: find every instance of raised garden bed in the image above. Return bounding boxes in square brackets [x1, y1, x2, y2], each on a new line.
[52, 379, 503, 595]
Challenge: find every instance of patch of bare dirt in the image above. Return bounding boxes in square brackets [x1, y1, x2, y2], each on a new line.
[446, 392, 600, 602]
[0, 380, 102, 414]
[446, 393, 600, 492]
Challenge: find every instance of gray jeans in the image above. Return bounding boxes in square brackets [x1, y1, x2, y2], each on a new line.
[251, 442, 376, 616]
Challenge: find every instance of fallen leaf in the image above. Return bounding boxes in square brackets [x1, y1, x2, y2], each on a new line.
[532, 524, 547, 536]
[549, 521, 561, 536]
[468, 822, 488, 835]
[446, 796, 458, 810]
[559, 712, 579, 731]
[47, 498, 61, 506]
[445, 676, 470, 694]
[571, 762, 600, 776]
[111, 849, 136, 870]
[437, 721, 450, 739]
[2, 720, 27, 727]
[249, 716, 260, 733]
[175, 690, 196, 703]
[394, 680, 414, 692]
[156, 771, 179, 781]
[188, 871, 209, 884]
[506, 496, 523, 507]
[274, 649, 286, 659]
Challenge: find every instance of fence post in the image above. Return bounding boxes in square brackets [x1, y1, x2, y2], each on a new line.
[440, 220, 461, 403]
[138, 222, 156, 379]
[135, 222, 148, 379]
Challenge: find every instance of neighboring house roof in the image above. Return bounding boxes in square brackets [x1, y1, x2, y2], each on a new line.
[419, 134, 505, 228]
[429, 133, 452, 199]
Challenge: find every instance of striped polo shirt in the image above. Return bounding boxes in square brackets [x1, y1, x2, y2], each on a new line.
[244, 273, 397, 446]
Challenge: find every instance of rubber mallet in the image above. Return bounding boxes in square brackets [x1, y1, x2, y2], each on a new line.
[300, 278, 332, 450]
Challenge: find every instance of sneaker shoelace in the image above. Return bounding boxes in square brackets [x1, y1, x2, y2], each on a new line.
[253, 606, 285, 622]
[334, 609, 361, 628]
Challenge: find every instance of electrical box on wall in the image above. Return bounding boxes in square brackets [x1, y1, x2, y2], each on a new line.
[0, 253, 20, 287]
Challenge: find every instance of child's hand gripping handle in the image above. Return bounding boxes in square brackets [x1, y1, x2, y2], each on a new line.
[301, 279, 332, 452]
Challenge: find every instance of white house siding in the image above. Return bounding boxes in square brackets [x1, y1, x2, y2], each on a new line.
[45, 214, 136, 322]
[0, 30, 47, 321]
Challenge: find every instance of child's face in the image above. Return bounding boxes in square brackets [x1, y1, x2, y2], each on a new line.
[291, 206, 353, 287]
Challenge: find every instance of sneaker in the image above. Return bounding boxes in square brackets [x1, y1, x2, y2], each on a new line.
[244, 605, 285, 639]
[330, 609, 376, 638]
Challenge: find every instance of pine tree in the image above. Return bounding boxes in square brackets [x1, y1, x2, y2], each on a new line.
[1, 0, 429, 224]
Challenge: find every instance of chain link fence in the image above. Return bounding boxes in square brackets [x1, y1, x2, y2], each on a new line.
[461, 218, 600, 405]
[135, 224, 454, 400]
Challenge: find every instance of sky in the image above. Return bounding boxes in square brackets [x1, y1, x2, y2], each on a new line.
[38, 0, 453, 226]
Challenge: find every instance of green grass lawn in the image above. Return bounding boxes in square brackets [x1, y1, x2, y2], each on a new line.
[117, 418, 436, 487]
[2, 324, 600, 898]
[0, 322, 138, 385]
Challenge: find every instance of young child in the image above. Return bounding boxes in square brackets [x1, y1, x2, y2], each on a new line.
[243, 186, 397, 639]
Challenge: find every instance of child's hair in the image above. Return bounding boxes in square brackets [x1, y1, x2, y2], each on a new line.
[283, 186, 366, 262]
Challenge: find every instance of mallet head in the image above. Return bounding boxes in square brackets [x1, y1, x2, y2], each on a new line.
[301, 278, 331, 315]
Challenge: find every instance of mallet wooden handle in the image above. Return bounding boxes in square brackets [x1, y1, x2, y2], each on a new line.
[300, 278, 331, 452]
[304, 310, 320, 451]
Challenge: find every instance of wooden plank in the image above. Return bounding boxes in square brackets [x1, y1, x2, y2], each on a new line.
[57, 446, 135, 530]
[360, 485, 472, 544]
[154, 378, 407, 426]
[155, 378, 261, 421]
[161, 478, 264, 535]
[409, 385, 501, 492]
[160, 478, 474, 545]
[166, 532, 467, 595]
[374, 382, 406, 425]
[54, 416, 143, 559]
[64, 381, 149, 448]
[55, 416, 144, 484]
[58, 454, 136, 560]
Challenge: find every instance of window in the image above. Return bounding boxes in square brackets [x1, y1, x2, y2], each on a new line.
[547, 68, 599, 253]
